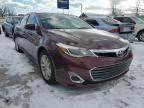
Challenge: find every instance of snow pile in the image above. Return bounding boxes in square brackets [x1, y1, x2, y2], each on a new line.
[0, 34, 34, 76]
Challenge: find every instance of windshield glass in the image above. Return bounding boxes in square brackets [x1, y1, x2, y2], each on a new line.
[39, 14, 93, 29]
[13, 17, 22, 24]
[132, 17, 144, 24]
[102, 18, 121, 26]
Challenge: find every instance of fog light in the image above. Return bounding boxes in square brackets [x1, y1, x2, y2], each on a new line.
[69, 72, 85, 83]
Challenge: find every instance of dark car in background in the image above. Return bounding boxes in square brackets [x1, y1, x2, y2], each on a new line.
[2, 16, 23, 37]
[14, 12, 133, 87]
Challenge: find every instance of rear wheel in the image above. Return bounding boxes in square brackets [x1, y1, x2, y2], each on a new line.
[14, 38, 23, 53]
[3, 30, 9, 37]
[39, 50, 56, 84]
[137, 31, 144, 42]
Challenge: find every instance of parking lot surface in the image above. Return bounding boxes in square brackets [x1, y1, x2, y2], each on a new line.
[0, 31, 144, 108]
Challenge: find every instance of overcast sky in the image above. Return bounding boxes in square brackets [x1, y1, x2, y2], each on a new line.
[1, 0, 144, 16]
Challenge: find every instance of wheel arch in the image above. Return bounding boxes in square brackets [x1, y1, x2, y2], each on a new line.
[37, 46, 57, 83]
[37, 46, 52, 63]
[136, 29, 144, 37]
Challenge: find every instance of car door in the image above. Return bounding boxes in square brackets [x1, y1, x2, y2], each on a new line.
[4, 17, 13, 35]
[24, 14, 41, 59]
[16, 15, 29, 50]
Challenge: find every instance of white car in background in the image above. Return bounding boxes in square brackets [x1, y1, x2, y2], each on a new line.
[114, 16, 144, 42]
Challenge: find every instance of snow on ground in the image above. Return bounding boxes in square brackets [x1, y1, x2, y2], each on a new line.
[0, 30, 144, 108]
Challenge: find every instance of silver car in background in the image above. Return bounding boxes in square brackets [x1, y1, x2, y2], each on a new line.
[80, 13, 135, 42]
[114, 16, 144, 42]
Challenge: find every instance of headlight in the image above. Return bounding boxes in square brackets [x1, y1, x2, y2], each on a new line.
[119, 38, 129, 44]
[128, 44, 132, 51]
[56, 43, 96, 57]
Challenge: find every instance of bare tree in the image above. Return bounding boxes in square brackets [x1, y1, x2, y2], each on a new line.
[0, 6, 7, 17]
[7, 7, 16, 16]
[110, 0, 117, 16]
[109, 0, 126, 16]
[0, 5, 16, 17]
[135, 0, 141, 15]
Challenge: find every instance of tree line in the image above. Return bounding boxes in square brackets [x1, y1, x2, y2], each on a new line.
[0, 6, 16, 17]
[110, 0, 142, 16]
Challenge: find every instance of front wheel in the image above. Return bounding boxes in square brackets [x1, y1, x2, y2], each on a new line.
[137, 31, 144, 42]
[39, 50, 56, 84]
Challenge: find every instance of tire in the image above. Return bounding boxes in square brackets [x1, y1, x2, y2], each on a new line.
[4, 30, 9, 37]
[14, 37, 23, 53]
[137, 31, 144, 42]
[39, 50, 56, 84]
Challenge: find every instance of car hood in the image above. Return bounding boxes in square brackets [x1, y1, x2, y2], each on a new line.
[46, 29, 129, 50]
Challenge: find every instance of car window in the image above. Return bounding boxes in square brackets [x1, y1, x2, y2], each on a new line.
[6, 17, 12, 23]
[132, 17, 144, 24]
[102, 18, 120, 26]
[6, 18, 9, 22]
[39, 14, 93, 29]
[86, 19, 99, 26]
[114, 17, 136, 24]
[27, 15, 38, 25]
[13, 17, 22, 24]
[21, 15, 29, 26]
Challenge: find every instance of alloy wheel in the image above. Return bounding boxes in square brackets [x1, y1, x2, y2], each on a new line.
[40, 54, 52, 81]
[139, 32, 144, 41]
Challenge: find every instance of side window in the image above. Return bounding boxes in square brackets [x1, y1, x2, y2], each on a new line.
[21, 15, 29, 26]
[6, 18, 9, 22]
[114, 17, 124, 22]
[115, 17, 136, 24]
[125, 17, 136, 24]
[27, 15, 37, 25]
[6, 17, 12, 23]
[86, 19, 99, 26]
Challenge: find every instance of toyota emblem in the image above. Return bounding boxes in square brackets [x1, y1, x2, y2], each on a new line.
[117, 50, 124, 57]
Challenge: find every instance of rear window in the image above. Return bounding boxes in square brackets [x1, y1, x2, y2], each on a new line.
[102, 18, 120, 26]
[86, 19, 99, 26]
[114, 17, 136, 24]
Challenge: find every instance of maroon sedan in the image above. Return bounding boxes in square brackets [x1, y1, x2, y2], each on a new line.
[14, 12, 133, 87]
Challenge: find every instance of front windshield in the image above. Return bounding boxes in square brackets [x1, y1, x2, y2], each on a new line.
[132, 17, 144, 24]
[13, 17, 22, 24]
[39, 14, 93, 29]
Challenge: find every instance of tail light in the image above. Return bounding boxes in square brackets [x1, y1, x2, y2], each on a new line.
[109, 28, 120, 33]
[131, 26, 135, 31]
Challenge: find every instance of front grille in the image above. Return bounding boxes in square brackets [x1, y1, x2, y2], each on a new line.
[90, 59, 132, 81]
[94, 47, 129, 57]
[94, 52, 117, 57]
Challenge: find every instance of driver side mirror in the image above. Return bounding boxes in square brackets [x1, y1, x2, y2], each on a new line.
[25, 24, 36, 30]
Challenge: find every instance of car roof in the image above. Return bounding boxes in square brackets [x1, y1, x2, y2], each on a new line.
[27, 12, 77, 17]
[114, 16, 136, 18]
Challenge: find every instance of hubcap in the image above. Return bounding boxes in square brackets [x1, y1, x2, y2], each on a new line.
[140, 32, 144, 41]
[40, 55, 52, 80]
